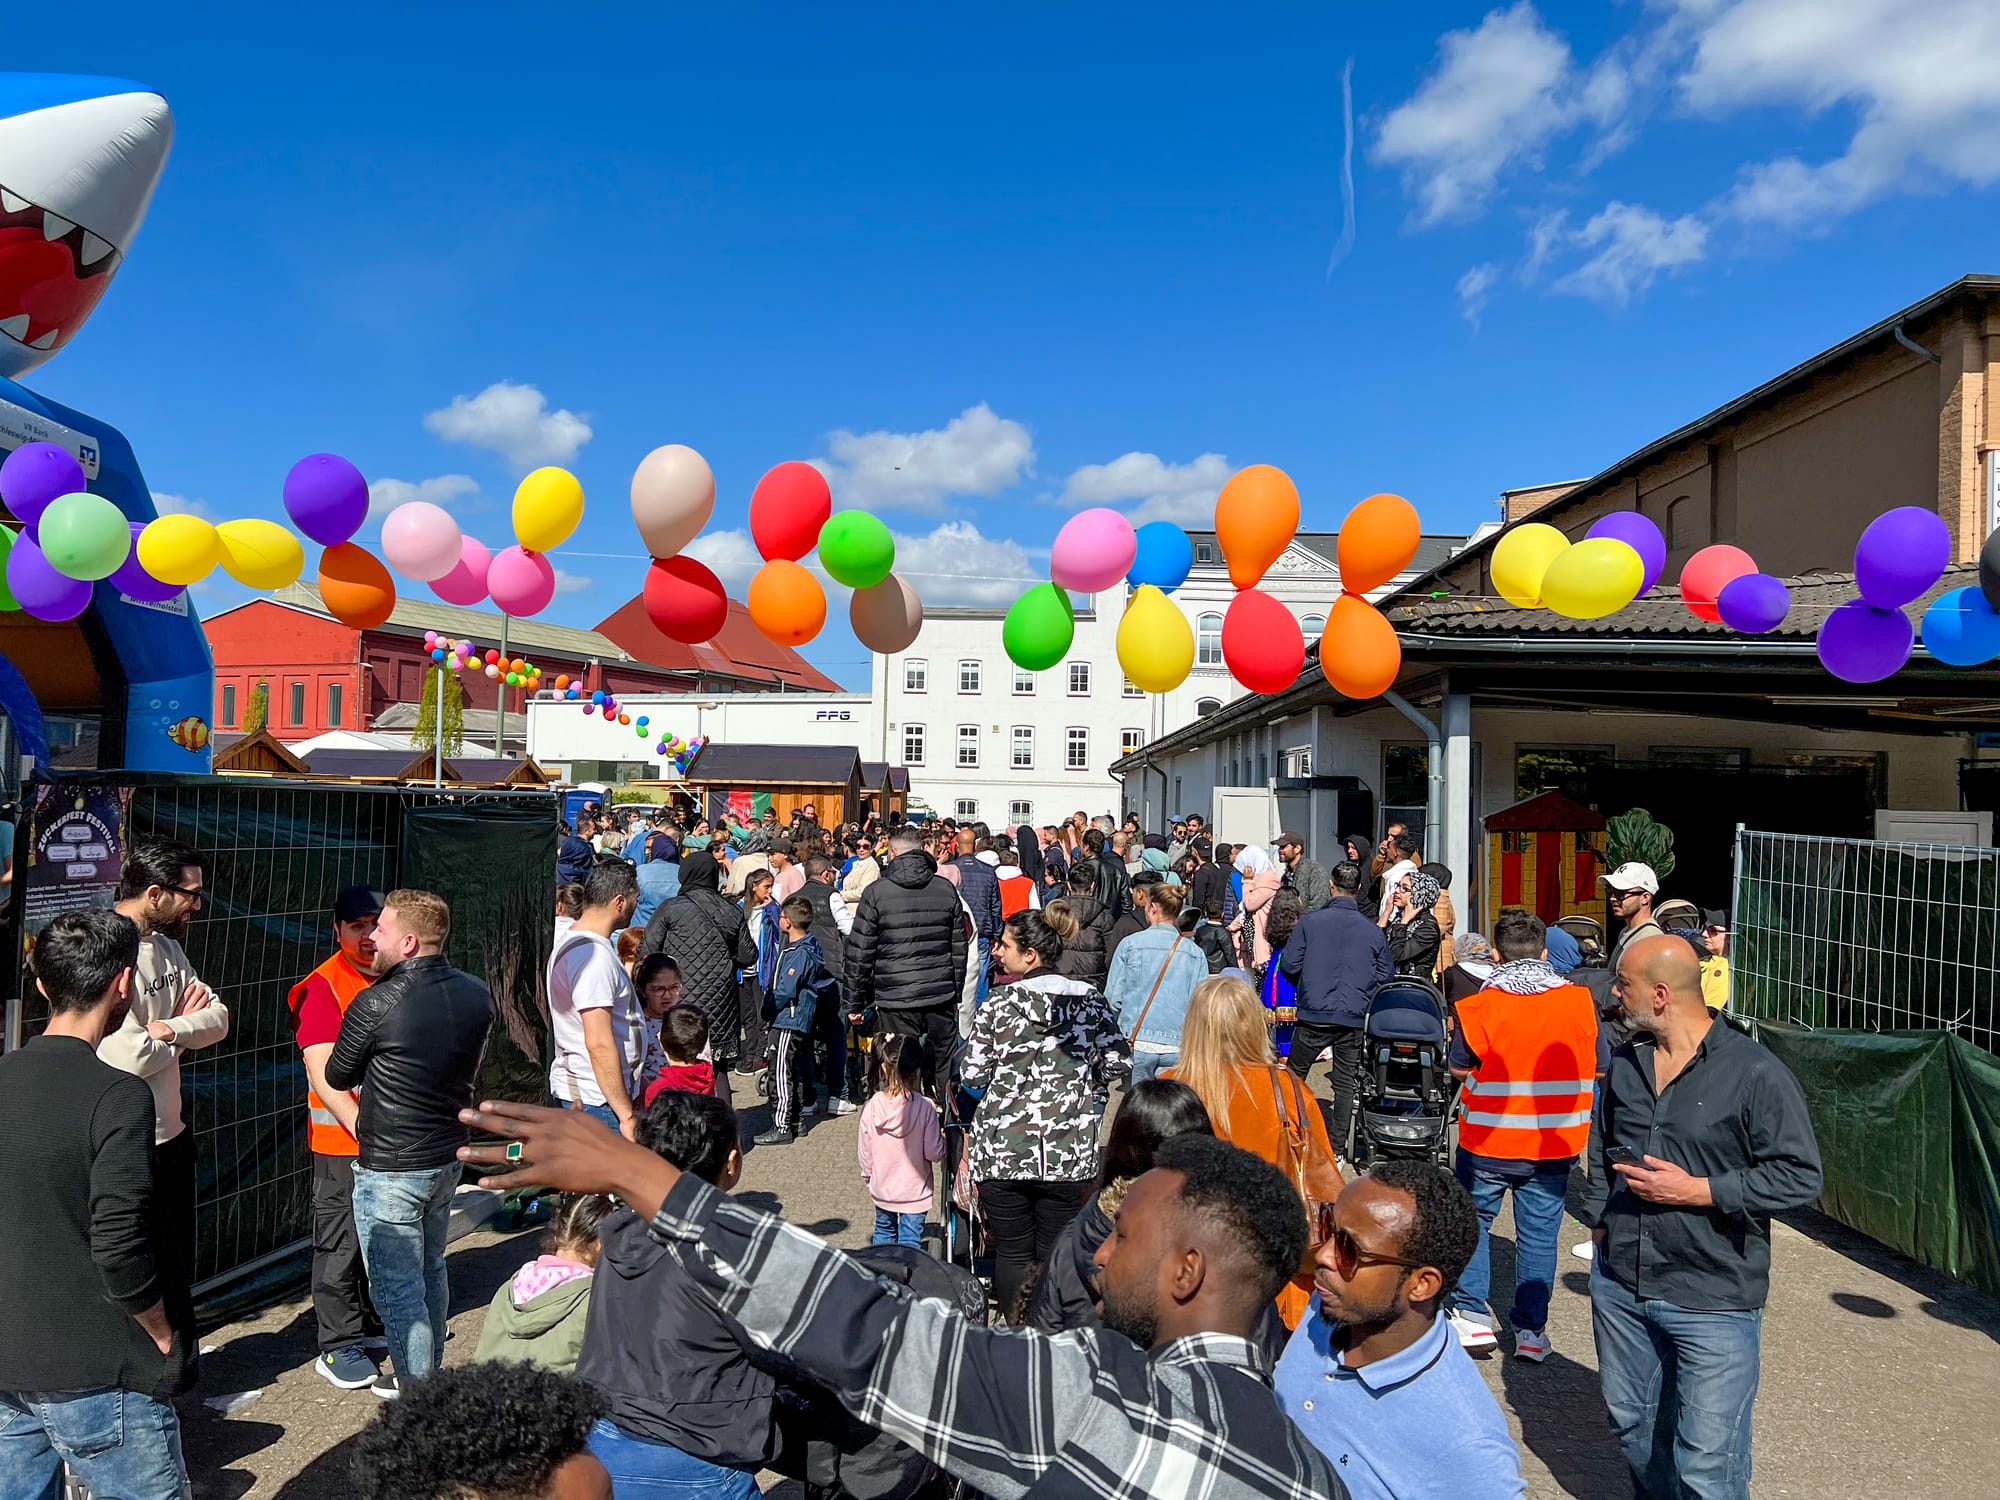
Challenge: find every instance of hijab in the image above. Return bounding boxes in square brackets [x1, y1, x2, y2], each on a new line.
[645, 831, 678, 864]
[678, 851, 720, 893]
[1140, 847, 1180, 885]
[1405, 871, 1442, 913]
[1015, 824, 1044, 883]
[1234, 844, 1274, 879]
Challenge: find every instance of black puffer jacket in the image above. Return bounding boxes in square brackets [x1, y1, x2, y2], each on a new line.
[951, 855, 1003, 942]
[1055, 895, 1113, 988]
[642, 853, 756, 1045]
[845, 850, 968, 1012]
[324, 954, 492, 1171]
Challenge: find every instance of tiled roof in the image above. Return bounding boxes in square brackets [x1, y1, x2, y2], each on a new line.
[268, 584, 641, 662]
[1183, 532, 1467, 575]
[593, 595, 846, 692]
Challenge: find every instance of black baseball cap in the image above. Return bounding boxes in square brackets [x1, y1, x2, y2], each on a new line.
[334, 884, 386, 923]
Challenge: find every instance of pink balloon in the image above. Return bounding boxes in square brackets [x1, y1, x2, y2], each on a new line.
[431, 534, 493, 605]
[488, 544, 556, 615]
[380, 501, 464, 581]
[1050, 508, 1138, 593]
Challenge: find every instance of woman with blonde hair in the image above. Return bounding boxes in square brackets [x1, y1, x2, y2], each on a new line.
[1165, 973, 1342, 1328]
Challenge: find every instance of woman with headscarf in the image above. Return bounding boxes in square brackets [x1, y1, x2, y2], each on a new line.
[638, 852, 756, 1069]
[1139, 846, 1181, 887]
[1384, 868, 1444, 979]
[1014, 824, 1044, 886]
[631, 831, 682, 931]
[1228, 844, 1284, 972]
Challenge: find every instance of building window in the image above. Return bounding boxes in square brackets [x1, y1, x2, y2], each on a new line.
[1195, 541, 1215, 563]
[1009, 798, 1033, 824]
[220, 685, 237, 726]
[1282, 745, 1312, 777]
[905, 660, 927, 693]
[1012, 726, 1034, 768]
[1066, 728, 1089, 769]
[1300, 613, 1326, 636]
[288, 681, 306, 726]
[1013, 666, 1035, 695]
[1514, 742, 1615, 803]
[1121, 728, 1144, 755]
[327, 682, 344, 727]
[1196, 696, 1222, 717]
[1068, 662, 1091, 695]
[958, 660, 981, 694]
[1197, 613, 1223, 665]
[955, 798, 978, 818]
[903, 724, 926, 765]
[1122, 676, 1145, 698]
[957, 725, 980, 767]
[1668, 495, 1703, 551]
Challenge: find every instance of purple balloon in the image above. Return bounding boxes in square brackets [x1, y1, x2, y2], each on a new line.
[1716, 573, 1791, 634]
[108, 521, 184, 603]
[283, 454, 370, 547]
[1587, 512, 1668, 595]
[1817, 599, 1914, 683]
[0, 443, 89, 528]
[1854, 506, 1950, 611]
[5, 530, 93, 621]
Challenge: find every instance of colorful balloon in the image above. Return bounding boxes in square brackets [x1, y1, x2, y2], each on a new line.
[1854, 506, 1951, 611]
[1002, 583, 1075, 672]
[38, 492, 131, 580]
[488, 545, 557, 616]
[1490, 523, 1570, 608]
[1818, 599, 1914, 683]
[1586, 512, 1668, 596]
[1050, 508, 1137, 593]
[1320, 593, 1403, 700]
[849, 572, 925, 654]
[630, 445, 715, 559]
[6, 532, 92, 621]
[750, 461, 833, 562]
[1222, 588, 1304, 695]
[1980, 527, 2000, 613]
[512, 467, 584, 553]
[1540, 538, 1646, 620]
[1215, 465, 1300, 589]
[746, 558, 826, 646]
[108, 523, 182, 603]
[1922, 586, 2000, 667]
[432, 534, 493, 606]
[1679, 545, 1758, 623]
[818, 511, 896, 589]
[1128, 521, 1194, 593]
[1716, 573, 1791, 635]
[0, 443, 87, 527]
[1116, 584, 1195, 693]
[137, 513, 223, 587]
[318, 543, 397, 628]
[380, 501, 465, 581]
[216, 518, 306, 590]
[1336, 493, 1422, 596]
[284, 454, 370, 547]
[643, 555, 729, 644]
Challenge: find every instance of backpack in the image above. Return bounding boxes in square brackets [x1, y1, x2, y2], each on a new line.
[766, 1244, 987, 1499]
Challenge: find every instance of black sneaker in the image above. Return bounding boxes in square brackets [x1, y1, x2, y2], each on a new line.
[753, 1127, 794, 1146]
[370, 1372, 401, 1400]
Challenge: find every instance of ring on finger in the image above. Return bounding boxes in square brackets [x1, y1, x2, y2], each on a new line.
[504, 1141, 524, 1162]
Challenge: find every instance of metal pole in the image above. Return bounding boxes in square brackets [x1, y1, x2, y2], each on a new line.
[494, 614, 511, 757]
[434, 664, 444, 787]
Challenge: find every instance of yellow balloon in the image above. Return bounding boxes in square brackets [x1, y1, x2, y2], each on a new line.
[1540, 537, 1645, 620]
[1116, 584, 1195, 693]
[136, 513, 223, 587]
[215, 518, 306, 591]
[1490, 523, 1571, 608]
[513, 466, 585, 553]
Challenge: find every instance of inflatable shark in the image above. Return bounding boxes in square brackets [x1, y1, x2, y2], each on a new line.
[0, 74, 172, 378]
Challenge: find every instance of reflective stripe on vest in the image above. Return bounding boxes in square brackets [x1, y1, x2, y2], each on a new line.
[1454, 981, 1600, 1161]
[289, 952, 374, 1157]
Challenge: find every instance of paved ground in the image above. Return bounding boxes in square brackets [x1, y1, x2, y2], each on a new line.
[180, 1069, 2000, 1499]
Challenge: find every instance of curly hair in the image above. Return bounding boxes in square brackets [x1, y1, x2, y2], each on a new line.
[1367, 1158, 1481, 1297]
[638, 1088, 738, 1185]
[1154, 1134, 1307, 1309]
[348, 1362, 606, 1498]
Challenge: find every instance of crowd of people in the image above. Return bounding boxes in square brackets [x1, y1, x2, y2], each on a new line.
[0, 803, 1823, 1500]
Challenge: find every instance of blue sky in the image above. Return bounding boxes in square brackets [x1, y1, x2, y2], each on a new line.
[11, 2, 2000, 687]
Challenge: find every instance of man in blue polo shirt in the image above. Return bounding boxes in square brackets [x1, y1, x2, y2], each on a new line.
[1275, 1161, 1525, 1500]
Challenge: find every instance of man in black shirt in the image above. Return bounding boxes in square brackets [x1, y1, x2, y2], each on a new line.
[1580, 934, 1821, 1500]
[0, 909, 190, 1498]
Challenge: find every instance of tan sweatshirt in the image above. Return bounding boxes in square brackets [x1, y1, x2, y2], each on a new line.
[95, 931, 231, 1143]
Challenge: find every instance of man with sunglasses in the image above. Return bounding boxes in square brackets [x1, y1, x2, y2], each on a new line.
[99, 838, 230, 1385]
[1600, 861, 1662, 966]
[1275, 1162, 1525, 1500]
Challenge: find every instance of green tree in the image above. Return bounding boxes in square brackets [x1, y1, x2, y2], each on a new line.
[1606, 807, 1676, 882]
[410, 666, 465, 757]
[244, 676, 269, 735]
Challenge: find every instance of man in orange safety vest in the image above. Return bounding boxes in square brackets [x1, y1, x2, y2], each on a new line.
[289, 884, 388, 1390]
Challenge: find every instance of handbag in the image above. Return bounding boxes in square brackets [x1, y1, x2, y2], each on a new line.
[1126, 933, 1188, 1045]
[1268, 1066, 1345, 1257]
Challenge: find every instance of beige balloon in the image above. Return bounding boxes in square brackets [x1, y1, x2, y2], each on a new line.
[630, 444, 716, 559]
[849, 571, 925, 653]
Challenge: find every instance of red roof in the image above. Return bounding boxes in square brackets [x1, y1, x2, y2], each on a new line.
[1484, 791, 1607, 833]
[594, 595, 846, 693]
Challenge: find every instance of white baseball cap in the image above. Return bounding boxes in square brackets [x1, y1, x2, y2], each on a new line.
[1599, 862, 1659, 895]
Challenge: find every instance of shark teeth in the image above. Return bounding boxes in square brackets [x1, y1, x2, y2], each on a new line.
[30, 329, 58, 350]
[0, 315, 28, 342]
[43, 211, 73, 241]
[0, 189, 26, 214]
[80, 232, 114, 267]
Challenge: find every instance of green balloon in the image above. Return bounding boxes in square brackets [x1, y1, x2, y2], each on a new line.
[0, 527, 19, 611]
[1003, 583, 1075, 672]
[38, 492, 131, 581]
[817, 511, 895, 589]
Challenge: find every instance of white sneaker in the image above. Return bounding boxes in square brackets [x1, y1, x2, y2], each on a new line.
[1448, 1312, 1498, 1352]
[829, 1097, 859, 1116]
[1514, 1328, 1551, 1363]
[1571, 1239, 1595, 1261]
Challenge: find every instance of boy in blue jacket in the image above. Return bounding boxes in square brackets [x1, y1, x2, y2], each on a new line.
[755, 897, 837, 1146]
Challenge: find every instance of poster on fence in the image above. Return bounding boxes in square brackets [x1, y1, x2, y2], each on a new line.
[22, 783, 133, 941]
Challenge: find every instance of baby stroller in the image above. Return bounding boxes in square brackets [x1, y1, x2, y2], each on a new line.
[1352, 976, 1456, 1167]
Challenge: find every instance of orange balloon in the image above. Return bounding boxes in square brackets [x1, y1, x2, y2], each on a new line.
[747, 558, 826, 646]
[555, 674, 571, 690]
[1320, 593, 1402, 700]
[1337, 493, 1422, 596]
[1215, 464, 1300, 589]
[618, 713, 631, 725]
[318, 542, 396, 629]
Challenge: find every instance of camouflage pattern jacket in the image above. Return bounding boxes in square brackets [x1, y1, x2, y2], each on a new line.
[961, 972, 1131, 1184]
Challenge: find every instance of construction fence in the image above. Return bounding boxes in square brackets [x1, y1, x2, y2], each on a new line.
[1732, 828, 2000, 1295]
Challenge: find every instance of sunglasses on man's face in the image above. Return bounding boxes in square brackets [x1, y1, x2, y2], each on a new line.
[1316, 1206, 1431, 1277]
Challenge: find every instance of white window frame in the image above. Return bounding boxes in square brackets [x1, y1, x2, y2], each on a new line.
[1282, 745, 1313, 778]
[1121, 728, 1145, 755]
[1195, 541, 1215, 563]
[1008, 798, 1034, 825]
[1011, 726, 1035, 769]
[1013, 666, 1035, 695]
[1066, 727, 1090, 770]
[1300, 613, 1326, 637]
[904, 659, 927, 693]
[957, 724, 980, 768]
[1197, 613, 1223, 665]
[955, 798, 979, 818]
[958, 659, 981, 694]
[1068, 661, 1091, 696]
[1122, 676, 1144, 698]
[903, 724, 926, 765]
[1196, 697, 1222, 717]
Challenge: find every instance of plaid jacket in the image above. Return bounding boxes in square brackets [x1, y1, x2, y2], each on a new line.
[646, 1176, 1345, 1500]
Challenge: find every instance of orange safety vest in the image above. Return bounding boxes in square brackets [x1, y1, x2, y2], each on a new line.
[1455, 981, 1600, 1161]
[288, 953, 374, 1157]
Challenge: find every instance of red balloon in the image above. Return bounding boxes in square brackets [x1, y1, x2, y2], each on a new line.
[485, 648, 501, 665]
[1222, 587, 1305, 695]
[1679, 545, 1757, 623]
[749, 461, 833, 563]
[644, 554, 729, 643]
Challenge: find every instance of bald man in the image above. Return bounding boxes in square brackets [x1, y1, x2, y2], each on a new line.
[1580, 935, 1821, 1500]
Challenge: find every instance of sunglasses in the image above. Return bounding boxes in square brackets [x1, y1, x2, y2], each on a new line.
[167, 884, 205, 906]
[1317, 1207, 1431, 1276]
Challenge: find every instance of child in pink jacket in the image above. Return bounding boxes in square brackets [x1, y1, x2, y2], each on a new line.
[857, 1035, 944, 1246]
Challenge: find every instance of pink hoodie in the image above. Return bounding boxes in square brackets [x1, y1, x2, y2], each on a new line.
[858, 1091, 945, 1214]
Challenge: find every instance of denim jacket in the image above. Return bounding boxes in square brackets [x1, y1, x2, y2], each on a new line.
[763, 934, 835, 1035]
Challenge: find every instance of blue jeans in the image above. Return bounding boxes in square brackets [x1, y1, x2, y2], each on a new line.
[0, 1388, 190, 1500]
[1129, 1049, 1180, 1083]
[1590, 1258, 1763, 1500]
[588, 1418, 759, 1498]
[351, 1162, 458, 1380]
[574, 1101, 622, 1132]
[974, 938, 992, 1007]
[1450, 1152, 1571, 1333]
[873, 1208, 926, 1246]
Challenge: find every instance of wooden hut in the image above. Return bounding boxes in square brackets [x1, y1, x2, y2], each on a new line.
[1483, 791, 1608, 931]
[211, 727, 310, 776]
[680, 744, 864, 827]
[858, 762, 910, 822]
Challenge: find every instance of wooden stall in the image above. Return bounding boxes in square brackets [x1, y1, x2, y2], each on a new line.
[1483, 790, 1608, 932]
[858, 762, 910, 822]
[680, 744, 864, 827]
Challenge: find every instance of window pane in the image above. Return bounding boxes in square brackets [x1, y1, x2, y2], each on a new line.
[1514, 742, 1614, 802]
[1196, 542, 1214, 562]
[327, 682, 343, 727]
[959, 660, 980, 693]
[905, 660, 926, 692]
[220, 685, 236, 726]
[1068, 662, 1090, 694]
[957, 725, 979, 767]
[904, 725, 925, 764]
[1012, 727, 1034, 768]
[1197, 614, 1223, 665]
[1300, 614, 1326, 636]
[1014, 667, 1035, 694]
[955, 798, 978, 818]
[1122, 676, 1144, 698]
[1121, 728, 1143, 754]
[289, 682, 305, 725]
[1196, 697, 1221, 717]
[1066, 728, 1088, 769]
[1009, 799, 1033, 824]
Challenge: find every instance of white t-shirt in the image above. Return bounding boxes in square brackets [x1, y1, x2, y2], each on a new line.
[547, 931, 644, 1108]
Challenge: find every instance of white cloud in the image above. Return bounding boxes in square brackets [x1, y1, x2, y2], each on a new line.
[1456, 263, 1501, 326]
[366, 473, 479, 520]
[1056, 451, 1232, 527]
[1551, 202, 1708, 305]
[553, 568, 594, 595]
[151, 492, 212, 519]
[424, 381, 592, 468]
[816, 403, 1034, 514]
[686, 521, 1041, 608]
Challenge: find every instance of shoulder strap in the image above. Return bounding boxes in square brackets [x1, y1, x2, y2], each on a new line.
[1127, 933, 1187, 1043]
[1267, 1064, 1311, 1143]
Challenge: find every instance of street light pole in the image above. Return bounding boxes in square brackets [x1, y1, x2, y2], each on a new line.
[493, 614, 511, 757]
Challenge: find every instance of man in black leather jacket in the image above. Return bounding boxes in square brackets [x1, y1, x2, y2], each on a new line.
[326, 888, 492, 1397]
[1079, 827, 1133, 921]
